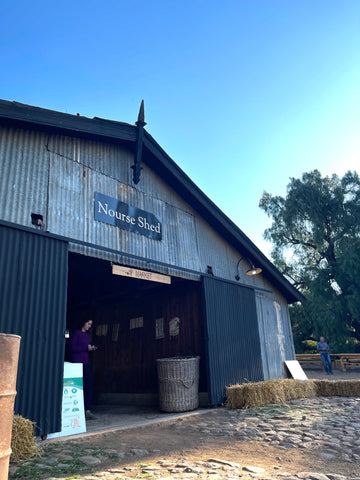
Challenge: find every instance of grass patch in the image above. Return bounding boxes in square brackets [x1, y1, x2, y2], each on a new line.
[9, 442, 121, 480]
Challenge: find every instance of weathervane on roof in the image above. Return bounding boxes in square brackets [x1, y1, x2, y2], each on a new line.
[132, 100, 146, 184]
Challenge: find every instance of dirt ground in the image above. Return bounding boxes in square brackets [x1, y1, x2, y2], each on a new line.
[61, 366, 360, 479]
[70, 407, 359, 478]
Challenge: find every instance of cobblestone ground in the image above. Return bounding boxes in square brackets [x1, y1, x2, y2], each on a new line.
[9, 396, 360, 480]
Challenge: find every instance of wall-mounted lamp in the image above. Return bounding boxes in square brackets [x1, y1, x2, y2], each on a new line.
[235, 257, 262, 281]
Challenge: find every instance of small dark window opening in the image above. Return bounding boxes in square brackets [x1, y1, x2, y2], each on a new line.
[31, 213, 43, 227]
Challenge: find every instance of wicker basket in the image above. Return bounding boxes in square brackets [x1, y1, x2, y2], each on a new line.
[156, 356, 200, 412]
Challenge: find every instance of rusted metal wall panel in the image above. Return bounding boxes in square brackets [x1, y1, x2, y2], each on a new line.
[256, 291, 295, 380]
[0, 224, 68, 435]
[201, 276, 264, 405]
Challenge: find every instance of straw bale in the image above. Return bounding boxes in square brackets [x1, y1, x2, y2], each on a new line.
[285, 378, 317, 400]
[227, 378, 360, 409]
[11, 415, 40, 462]
[227, 379, 317, 409]
[314, 379, 360, 397]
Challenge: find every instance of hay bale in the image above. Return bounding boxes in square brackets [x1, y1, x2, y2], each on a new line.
[231, 380, 286, 408]
[314, 379, 360, 397]
[227, 379, 318, 409]
[284, 378, 317, 401]
[314, 379, 339, 397]
[10, 415, 40, 462]
[227, 378, 360, 409]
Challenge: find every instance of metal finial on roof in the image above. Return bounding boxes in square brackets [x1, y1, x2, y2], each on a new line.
[136, 99, 146, 127]
[132, 100, 146, 184]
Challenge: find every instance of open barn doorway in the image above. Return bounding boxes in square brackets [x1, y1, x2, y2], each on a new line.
[66, 252, 206, 408]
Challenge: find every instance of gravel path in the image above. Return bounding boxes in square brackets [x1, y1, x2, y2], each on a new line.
[303, 366, 360, 381]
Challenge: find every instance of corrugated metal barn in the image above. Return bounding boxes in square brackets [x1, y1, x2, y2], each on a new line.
[0, 99, 304, 435]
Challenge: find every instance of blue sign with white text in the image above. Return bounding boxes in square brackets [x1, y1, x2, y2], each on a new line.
[94, 192, 162, 241]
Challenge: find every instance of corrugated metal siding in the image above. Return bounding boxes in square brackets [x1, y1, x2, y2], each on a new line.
[1, 126, 202, 274]
[0, 125, 262, 287]
[68, 243, 201, 282]
[0, 126, 49, 227]
[47, 154, 201, 272]
[0, 224, 68, 434]
[195, 215, 270, 290]
[0, 124, 293, 307]
[196, 216, 234, 279]
[46, 134, 134, 184]
[256, 291, 295, 380]
[202, 276, 263, 405]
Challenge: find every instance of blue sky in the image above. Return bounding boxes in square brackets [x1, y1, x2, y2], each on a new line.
[2, 1, 360, 257]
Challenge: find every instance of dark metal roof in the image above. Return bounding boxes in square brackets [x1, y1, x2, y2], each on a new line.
[0, 99, 305, 304]
[0, 100, 136, 145]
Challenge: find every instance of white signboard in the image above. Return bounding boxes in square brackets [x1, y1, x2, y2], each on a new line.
[285, 360, 308, 380]
[47, 362, 86, 438]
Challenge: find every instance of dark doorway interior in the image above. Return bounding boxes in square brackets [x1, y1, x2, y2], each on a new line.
[66, 253, 207, 404]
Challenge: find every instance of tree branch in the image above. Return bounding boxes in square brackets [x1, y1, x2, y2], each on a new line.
[283, 234, 319, 252]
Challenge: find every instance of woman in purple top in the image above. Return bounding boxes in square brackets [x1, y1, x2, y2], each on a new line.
[69, 319, 97, 419]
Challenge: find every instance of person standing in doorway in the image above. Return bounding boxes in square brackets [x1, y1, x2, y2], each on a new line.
[317, 336, 333, 374]
[68, 319, 98, 420]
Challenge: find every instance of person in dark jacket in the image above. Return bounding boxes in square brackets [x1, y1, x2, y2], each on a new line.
[68, 319, 97, 419]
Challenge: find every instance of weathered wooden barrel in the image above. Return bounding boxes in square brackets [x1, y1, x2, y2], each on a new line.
[0, 334, 21, 480]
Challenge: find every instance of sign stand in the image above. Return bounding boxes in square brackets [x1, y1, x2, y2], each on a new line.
[284, 360, 308, 380]
[47, 362, 86, 438]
